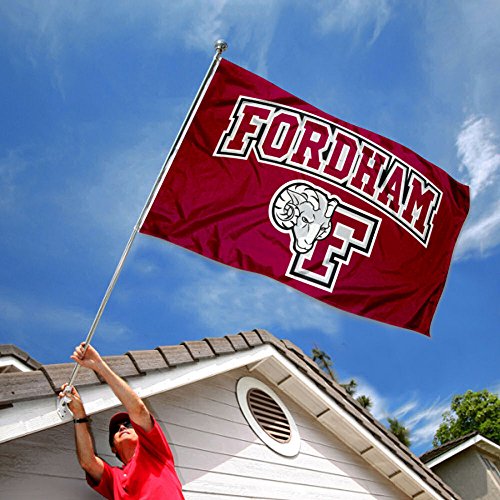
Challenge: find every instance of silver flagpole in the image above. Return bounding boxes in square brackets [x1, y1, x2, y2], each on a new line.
[57, 40, 229, 418]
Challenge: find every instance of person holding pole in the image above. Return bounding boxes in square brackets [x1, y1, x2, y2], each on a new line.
[53, 39, 227, 499]
[59, 342, 184, 500]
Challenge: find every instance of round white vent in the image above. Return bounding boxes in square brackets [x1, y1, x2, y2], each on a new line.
[236, 377, 300, 456]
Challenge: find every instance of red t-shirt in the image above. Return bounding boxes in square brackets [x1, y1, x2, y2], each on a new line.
[88, 417, 184, 499]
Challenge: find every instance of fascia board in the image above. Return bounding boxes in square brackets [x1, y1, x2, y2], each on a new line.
[0, 344, 275, 444]
[270, 353, 447, 500]
[0, 344, 445, 499]
[427, 435, 500, 468]
[0, 356, 34, 372]
[476, 437, 500, 457]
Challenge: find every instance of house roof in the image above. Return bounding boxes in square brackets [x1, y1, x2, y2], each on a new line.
[420, 432, 479, 464]
[0, 344, 42, 372]
[421, 432, 500, 468]
[0, 329, 458, 499]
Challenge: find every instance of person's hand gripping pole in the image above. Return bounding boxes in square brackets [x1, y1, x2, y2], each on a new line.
[56, 341, 91, 418]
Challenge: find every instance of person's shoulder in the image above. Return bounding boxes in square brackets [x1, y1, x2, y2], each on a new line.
[133, 416, 173, 460]
[132, 415, 164, 436]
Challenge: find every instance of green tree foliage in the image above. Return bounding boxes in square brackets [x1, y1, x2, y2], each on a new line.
[341, 379, 358, 396]
[311, 346, 373, 412]
[357, 394, 373, 411]
[433, 389, 500, 447]
[387, 417, 411, 447]
[311, 346, 336, 381]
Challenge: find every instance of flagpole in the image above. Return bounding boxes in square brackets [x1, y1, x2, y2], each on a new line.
[57, 40, 228, 418]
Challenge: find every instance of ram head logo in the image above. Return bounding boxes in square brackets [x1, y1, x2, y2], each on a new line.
[270, 182, 339, 254]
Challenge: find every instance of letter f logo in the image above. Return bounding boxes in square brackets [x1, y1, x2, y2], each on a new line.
[270, 182, 381, 292]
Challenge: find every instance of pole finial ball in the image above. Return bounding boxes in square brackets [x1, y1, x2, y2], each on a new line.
[214, 39, 228, 53]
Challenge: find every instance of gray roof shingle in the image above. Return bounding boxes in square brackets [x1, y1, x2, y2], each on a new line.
[156, 344, 193, 366]
[420, 431, 480, 464]
[0, 370, 54, 403]
[127, 349, 168, 373]
[0, 329, 457, 499]
[0, 344, 42, 370]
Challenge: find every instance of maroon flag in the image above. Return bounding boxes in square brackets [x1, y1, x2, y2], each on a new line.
[141, 59, 469, 335]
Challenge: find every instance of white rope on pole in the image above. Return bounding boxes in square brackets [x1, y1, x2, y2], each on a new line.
[57, 40, 229, 418]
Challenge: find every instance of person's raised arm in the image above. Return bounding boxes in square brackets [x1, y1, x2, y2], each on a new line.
[59, 384, 105, 482]
[71, 342, 153, 432]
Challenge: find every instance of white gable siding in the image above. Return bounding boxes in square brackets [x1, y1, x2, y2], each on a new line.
[432, 447, 500, 500]
[0, 367, 408, 499]
[0, 424, 100, 499]
[153, 368, 408, 499]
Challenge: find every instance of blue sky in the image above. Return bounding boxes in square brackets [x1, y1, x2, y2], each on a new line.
[1, 1, 498, 456]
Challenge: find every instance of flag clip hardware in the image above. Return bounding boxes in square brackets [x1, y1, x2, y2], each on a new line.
[57, 385, 74, 419]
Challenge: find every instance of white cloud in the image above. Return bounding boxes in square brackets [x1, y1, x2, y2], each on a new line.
[489, 381, 500, 396]
[0, 293, 130, 342]
[420, 3, 500, 259]
[368, 381, 500, 451]
[454, 115, 500, 259]
[158, 0, 228, 50]
[129, 232, 341, 337]
[313, 0, 392, 45]
[403, 384, 500, 447]
[457, 116, 499, 199]
[348, 376, 452, 449]
[353, 378, 390, 421]
[0, 2, 284, 251]
[139, 246, 341, 337]
[393, 399, 419, 420]
[0, 1, 282, 79]
[141, 0, 283, 76]
[126, 234, 342, 337]
[456, 200, 500, 258]
[0, 151, 26, 209]
[0, 296, 24, 323]
[73, 120, 172, 238]
[404, 399, 450, 446]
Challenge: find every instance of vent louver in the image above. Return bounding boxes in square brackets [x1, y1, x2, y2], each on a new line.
[247, 388, 291, 443]
[237, 376, 300, 456]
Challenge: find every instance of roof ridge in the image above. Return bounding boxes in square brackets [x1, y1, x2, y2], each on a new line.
[0, 332, 458, 498]
[420, 431, 480, 463]
[0, 331, 272, 404]
[254, 330, 457, 498]
[0, 343, 42, 370]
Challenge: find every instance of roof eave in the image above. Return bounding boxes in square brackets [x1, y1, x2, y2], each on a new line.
[0, 343, 455, 499]
[426, 435, 500, 468]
